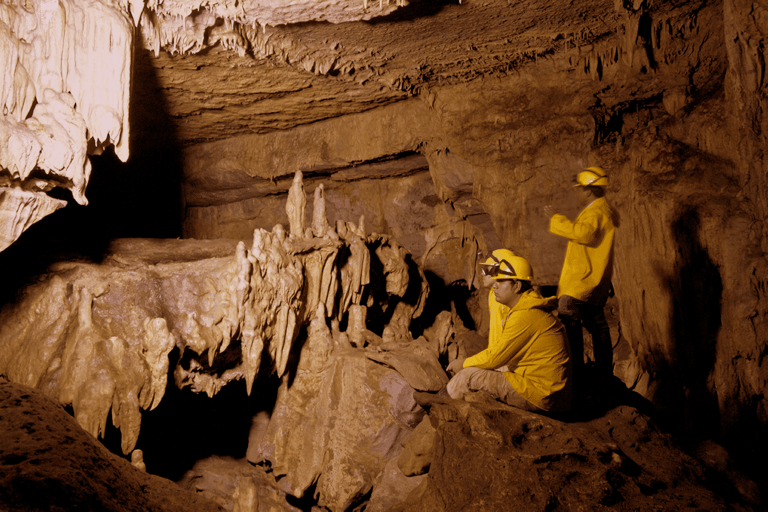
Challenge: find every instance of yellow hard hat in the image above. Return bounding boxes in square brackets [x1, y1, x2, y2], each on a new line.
[575, 166, 608, 187]
[480, 249, 533, 281]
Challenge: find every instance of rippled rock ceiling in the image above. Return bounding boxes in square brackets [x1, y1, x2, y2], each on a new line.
[1, 0, 768, 508]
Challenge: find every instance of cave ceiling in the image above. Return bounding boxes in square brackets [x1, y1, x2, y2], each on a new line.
[0, 0, 714, 251]
[140, 0, 656, 146]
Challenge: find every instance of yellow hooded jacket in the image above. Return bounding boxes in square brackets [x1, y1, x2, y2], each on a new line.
[463, 289, 572, 412]
[550, 197, 615, 304]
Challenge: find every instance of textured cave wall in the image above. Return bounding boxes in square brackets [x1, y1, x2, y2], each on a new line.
[176, 0, 768, 465]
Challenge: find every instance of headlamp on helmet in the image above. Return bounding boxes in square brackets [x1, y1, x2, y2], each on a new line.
[480, 257, 518, 279]
[479, 250, 533, 281]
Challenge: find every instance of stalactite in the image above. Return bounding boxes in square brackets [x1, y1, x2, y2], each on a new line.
[0, 0, 132, 250]
[0, 171, 430, 454]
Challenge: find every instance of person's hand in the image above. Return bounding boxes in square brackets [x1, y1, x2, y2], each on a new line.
[446, 357, 466, 375]
[544, 205, 557, 218]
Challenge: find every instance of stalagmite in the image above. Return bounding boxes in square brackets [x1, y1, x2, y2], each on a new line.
[347, 305, 367, 347]
[312, 184, 330, 237]
[287, 170, 307, 238]
[130, 449, 147, 472]
[0, 172, 431, 459]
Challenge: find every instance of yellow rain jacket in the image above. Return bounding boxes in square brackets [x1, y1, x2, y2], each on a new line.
[464, 289, 571, 412]
[550, 197, 615, 304]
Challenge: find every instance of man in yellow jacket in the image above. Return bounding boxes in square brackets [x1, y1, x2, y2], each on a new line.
[544, 167, 616, 388]
[446, 250, 572, 413]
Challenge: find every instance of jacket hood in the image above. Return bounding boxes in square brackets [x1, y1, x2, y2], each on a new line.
[514, 289, 558, 313]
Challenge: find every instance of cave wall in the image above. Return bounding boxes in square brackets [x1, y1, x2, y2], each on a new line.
[177, 0, 768, 458]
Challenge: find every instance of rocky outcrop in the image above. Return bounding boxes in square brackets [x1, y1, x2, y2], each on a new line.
[250, 348, 430, 510]
[397, 392, 760, 511]
[0, 378, 225, 512]
[2, 374, 760, 511]
[0, 173, 432, 457]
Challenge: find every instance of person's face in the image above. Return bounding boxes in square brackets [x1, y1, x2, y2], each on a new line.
[492, 279, 516, 307]
[576, 185, 593, 206]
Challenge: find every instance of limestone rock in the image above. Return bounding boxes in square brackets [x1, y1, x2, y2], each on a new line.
[252, 349, 424, 511]
[0, 0, 133, 248]
[177, 456, 300, 512]
[0, 186, 66, 251]
[397, 415, 436, 477]
[0, 205, 426, 455]
[0, 379, 224, 512]
[367, 455, 426, 512]
[397, 396, 757, 511]
[364, 338, 449, 392]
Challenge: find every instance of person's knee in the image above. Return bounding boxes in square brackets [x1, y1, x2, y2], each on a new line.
[446, 368, 474, 399]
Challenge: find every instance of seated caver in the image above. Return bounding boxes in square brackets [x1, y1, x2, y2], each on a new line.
[446, 249, 572, 413]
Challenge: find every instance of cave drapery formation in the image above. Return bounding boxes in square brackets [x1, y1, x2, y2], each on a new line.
[1, 0, 768, 509]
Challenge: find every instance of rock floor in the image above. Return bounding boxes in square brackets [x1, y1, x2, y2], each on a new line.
[1, 375, 762, 512]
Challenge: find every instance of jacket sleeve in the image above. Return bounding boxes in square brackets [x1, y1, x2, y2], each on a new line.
[464, 310, 532, 369]
[549, 210, 601, 246]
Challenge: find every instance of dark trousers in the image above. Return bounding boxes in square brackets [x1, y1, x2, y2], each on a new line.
[558, 295, 613, 385]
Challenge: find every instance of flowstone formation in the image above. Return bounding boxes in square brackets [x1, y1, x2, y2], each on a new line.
[0, 0, 133, 251]
[0, 172, 436, 458]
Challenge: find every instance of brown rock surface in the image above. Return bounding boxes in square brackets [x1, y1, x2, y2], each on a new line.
[2, 0, 768, 508]
[0, 378, 224, 512]
[1, 374, 759, 512]
[401, 391, 759, 511]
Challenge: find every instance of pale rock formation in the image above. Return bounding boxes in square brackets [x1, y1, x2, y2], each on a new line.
[243, 272, 444, 510]
[0, 173, 437, 468]
[0, 0, 132, 250]
[0, 186, 66, 251]
[177, 455, 301, 512]
[365, 337, 448, 392]
[422, 310, 456, 360]
[286, 170, 306, 238]
[131, 449, 147, 472]
[138, 0, 404, 56]
[251, 347, 427, 511]
[312, 183, 330, 238]
[365, 455, 425, 512]
[232, 476, 259, 512]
